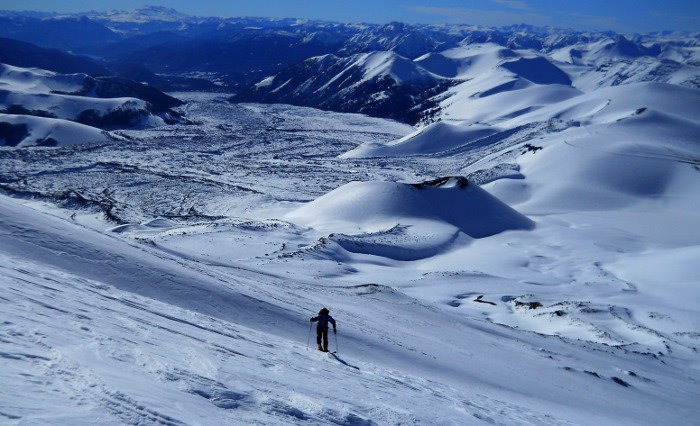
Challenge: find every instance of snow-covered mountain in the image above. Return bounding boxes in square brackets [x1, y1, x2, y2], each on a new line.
[0, 14, 121, 51]
[286, 176, 534, 260]
[0, 5, 699, 424]
[339, 21, 459, 58]
[233, 51, 448, 122]
[1, 7, 697, 102]
[85, 5, 190, 24]
[242, 34, 698, 124]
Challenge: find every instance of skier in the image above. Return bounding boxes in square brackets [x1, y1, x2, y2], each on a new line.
[310, 307, 336, 352]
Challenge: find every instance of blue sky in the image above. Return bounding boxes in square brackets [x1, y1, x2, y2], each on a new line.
[3, 0, 699, 32]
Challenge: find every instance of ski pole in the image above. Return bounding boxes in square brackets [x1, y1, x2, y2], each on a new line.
[306, 321, 312, 350]
[334, 330, 339, 354]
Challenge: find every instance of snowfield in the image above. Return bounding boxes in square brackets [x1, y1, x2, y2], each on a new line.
[1, 87, 699, 424]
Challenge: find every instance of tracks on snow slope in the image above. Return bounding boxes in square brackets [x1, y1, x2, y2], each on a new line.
[1, 195, 698, 424]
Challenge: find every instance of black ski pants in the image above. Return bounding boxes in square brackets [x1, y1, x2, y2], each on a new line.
[316, 327, 329, 351]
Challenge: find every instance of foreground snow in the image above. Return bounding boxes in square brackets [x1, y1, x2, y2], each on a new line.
[2, 194, 698, 425]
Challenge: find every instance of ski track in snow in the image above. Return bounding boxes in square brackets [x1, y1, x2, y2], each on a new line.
[0, 253, 574, 425]
[1, 93, 699, 424]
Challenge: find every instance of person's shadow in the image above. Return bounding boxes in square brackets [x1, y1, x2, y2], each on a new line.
[329, 352, 360, 370]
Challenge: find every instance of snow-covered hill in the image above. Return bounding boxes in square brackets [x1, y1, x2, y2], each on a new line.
[0, 63, 184, 145]
[286, 176, 533, 260]
[342, 121, 498, 157]
[345, 63, 699, 158]
[0, 113, 109, 147]
[485, 82, 700, 213]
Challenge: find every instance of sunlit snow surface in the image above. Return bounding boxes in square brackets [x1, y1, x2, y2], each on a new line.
[1, 93, 699, 424]
[0, 63, 169, 147]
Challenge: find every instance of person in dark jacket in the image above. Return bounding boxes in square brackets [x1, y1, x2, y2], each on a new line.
[310, 307, 336, 352]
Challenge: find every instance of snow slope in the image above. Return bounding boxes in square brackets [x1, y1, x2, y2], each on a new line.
[0, 63, 178, 133]
[2, 193, 698, 424]
[342, 121, 498, 157]
[479, 82, 700, 209]
[0, 113, 109, 147]
[0, 89, 154, 123]
[1, 85, 698, 424]
[347, 76, 698, 160]
[429, 45, 579, 125]
[0, 63, 85, 93]
[235, 51, 442, 123]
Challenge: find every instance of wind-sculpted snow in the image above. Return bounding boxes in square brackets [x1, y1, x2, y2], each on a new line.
[342, 121, 498, 157]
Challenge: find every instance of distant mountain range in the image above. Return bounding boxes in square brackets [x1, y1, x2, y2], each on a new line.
[0, 6, 698, 124]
